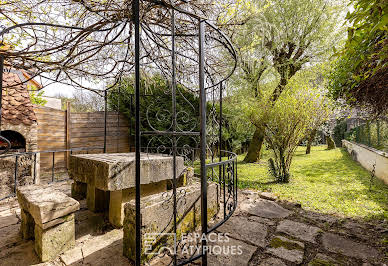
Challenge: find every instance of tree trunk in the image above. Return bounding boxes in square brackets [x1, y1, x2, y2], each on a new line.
[306, 129, 317, 154]
[243, 127, 265, 163]
[278, 149, 290, 183]
[326, 135, 336, 150]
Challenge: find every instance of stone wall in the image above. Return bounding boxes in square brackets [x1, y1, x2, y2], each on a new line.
[0, 122, 40, 198]
[342, 140, 388, 185]
[123, 182, 219, 262]
[0, 155, 36, 199]
[2, 122, 39, 152]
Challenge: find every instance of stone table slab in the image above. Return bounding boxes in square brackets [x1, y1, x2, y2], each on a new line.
[69, 153, 185, 191]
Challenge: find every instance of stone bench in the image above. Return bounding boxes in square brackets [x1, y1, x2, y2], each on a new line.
[17, 185, 80, 262]
[123, 182, 219, 263]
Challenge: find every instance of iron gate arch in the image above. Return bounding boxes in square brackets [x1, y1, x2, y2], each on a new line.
[0, 1, 238, 265]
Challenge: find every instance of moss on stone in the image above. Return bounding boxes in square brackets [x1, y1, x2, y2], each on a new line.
[308, 258, 335, 266]
[270, 237, 304, 251]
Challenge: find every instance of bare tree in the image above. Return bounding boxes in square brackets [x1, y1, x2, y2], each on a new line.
[0, 0, 236, 96]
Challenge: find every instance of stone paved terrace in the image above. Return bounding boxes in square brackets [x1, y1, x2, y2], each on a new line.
[0, 181, 387, 265]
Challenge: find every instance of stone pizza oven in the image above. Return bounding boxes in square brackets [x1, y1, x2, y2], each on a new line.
[0, 68, 40, 199]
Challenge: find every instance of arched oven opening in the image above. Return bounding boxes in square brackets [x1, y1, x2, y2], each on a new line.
[0, 130, 26, 152]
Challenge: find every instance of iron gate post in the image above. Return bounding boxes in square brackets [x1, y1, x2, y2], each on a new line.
[171, 9, 178, 266]
[199, 19, 207, 266]
[0, 55, 3, 133]
[104, 90, 107, 153]
[133, 0, 141, 264]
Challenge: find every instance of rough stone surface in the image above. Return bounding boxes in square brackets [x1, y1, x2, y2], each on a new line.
[217, 216, 268, 247]
[34, 214, 75, 262]
[17, 185, 79, 225]
[322, 232, 380, 261]
[208, 237, 257, 266]
[0, 223, 22, 249]
[240, 199, 291, 219]
[69, 153, 185, 191]
[0, 240, 40, 265]
[260, 192, 278, 201]
[308, 253, 339, 266]
[0, 182, 386, 266]
[0, 209, 19, 229]
[342, 220, 373, 241]
[277, 220, 321, 243]
[301, 211, 339, 226]
[248, 215, 276, 226]
[266, 236, 304, 264]
[259, 257, 287, 266]
[123, 182, 219, 262]
[60, 229, 124, 265]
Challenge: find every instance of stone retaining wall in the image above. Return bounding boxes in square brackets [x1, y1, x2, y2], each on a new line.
[0, 155, 35, 199]
[123, 182, 219, 262]
[342, 140, 388, 185]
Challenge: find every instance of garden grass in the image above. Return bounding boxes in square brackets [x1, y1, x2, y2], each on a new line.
[215, 146, 388, 220]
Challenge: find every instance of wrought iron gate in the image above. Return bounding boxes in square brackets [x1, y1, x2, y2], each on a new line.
[0, 0, 238, 265]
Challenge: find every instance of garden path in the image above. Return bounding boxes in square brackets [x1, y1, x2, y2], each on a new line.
[0, 182, 386, 265]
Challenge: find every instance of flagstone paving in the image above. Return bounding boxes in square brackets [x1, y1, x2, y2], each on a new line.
[0, 183, 386, 265]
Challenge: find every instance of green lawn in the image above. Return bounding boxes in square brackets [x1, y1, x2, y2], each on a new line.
[228, 146, 388, 220]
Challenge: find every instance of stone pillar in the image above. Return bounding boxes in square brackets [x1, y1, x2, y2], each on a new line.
[34, 214, 75, 262]
[86, 183, 96, 212]
[109, 180, 168, 228]
[109, 190, 124, 228]
[95, 188, 109, 212]
[87, 183, 109, 212]
[20, 209, 35, 240]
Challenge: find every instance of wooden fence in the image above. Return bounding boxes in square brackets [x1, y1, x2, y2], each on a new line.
[33, 105, 131, 171]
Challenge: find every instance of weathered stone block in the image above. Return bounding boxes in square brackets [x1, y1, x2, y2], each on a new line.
[17, 185, 80, 226]
[20, 208, 35, 240]
[34, 214, 75, 262]
[123, 182, 219, 263]
[69, 153, 185, 191]
[108, 180, 167, 228]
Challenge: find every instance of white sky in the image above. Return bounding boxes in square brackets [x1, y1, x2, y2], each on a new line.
[39, 74, 105, 98]
[41, 81, 76, 97]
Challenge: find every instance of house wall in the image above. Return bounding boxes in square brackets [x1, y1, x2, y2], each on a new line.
[342, 140, 388, 185]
